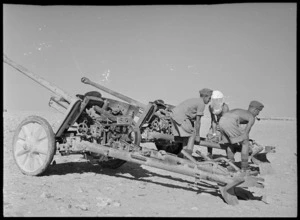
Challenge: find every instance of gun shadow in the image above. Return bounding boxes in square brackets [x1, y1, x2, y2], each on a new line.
[44, 160, 262, 203]
[210, 154, 260, 172]
[45, 160, 219, 192]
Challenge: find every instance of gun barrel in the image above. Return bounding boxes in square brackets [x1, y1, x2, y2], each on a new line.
[4, 54, 76, 103]
[50, 96, 69, 109]
[81, 77, 147, 109]
[49, 98, 67, 114]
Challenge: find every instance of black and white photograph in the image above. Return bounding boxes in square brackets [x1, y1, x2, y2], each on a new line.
[3, 3, 297, 217]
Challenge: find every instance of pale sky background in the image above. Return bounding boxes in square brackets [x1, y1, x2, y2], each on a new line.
[3, 4, 297, 118]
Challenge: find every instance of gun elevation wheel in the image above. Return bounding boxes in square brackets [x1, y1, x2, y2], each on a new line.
[98, 125, 141, 169]
[12, 115, 56, 176]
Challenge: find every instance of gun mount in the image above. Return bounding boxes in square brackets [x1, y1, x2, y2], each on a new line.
[4, 54, 270, 206]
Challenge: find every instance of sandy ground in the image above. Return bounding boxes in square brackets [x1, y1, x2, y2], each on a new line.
[3, 110, 297, 217]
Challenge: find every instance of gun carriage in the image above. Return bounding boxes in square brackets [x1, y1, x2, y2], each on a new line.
[4, 54, 274, 206]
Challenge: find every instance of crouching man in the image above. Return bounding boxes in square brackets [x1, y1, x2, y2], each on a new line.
[218, 100, 264, 172]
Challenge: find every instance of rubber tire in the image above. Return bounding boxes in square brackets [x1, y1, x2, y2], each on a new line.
[155, 141, 183, 155]
[12, 115, 56, 176]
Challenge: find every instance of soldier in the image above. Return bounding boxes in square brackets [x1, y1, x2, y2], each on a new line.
[170, 88, 213, 156]
[218, 100, 264, 172]
[206, 90, 229, 159]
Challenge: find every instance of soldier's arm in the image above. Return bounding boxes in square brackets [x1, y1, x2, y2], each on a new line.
[243, 114, 255, 140]
[223, 103, 229, 113]
[209, 106, 217, 134]
[195, 101, 205, 142]
[195, 115, 201, 142]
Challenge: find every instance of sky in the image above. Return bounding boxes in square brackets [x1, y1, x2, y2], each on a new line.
[3, 4, 297, 118]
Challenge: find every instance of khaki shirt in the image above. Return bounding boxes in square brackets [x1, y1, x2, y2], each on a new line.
[171, 98, 205, 124]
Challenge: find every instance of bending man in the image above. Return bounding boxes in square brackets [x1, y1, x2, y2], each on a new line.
[171, 88, 213, 156]
[218, 100, 264, 172]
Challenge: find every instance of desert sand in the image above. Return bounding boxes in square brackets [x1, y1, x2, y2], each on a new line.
[3, 110, 297, 217]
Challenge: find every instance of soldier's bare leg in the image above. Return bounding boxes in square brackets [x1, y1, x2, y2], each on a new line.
[185, 134, 195, 154]
[241, 139, 250, 171]
[227, 145, 236, 162]
[207, 147, 213, 158]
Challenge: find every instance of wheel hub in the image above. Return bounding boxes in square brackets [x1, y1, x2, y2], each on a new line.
[25, 137, 36, 152]
[23, 143, 29, 151]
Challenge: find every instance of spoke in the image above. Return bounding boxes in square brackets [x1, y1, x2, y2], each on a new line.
[32, 155, 40, 170]
[24, 123, 35, 139]
[26, 154, 34, 171]
[36, 154, 45, 166]
[32, 148, 48, 155]
[17, 137, 26, 142]
[37, 153, 47, 162]
[21, 126, 30, 139]
[21, 153, 29, 166]
[33, 156, 41, 168]
[16, 149, 30, 157]
[23, 154, 30, 170]
[34, 138, 49, 155]
[36, 136, 48, 145]
[18, 132, 26, 141]
[29, 123, 35, 137]
[15, 139, 26, 148]
[33, 124, 44, 140]
[23, 154, 31, 170]
[36, 136, 48, 146]
[36, 135, 47, 143]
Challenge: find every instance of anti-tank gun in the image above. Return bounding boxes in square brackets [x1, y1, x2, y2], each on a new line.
[80, 76, 181, 156]
[5, 54, 269, 206]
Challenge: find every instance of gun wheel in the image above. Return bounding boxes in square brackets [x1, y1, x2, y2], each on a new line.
[12, 115, 56, 176]
[155, 141, 183, 155]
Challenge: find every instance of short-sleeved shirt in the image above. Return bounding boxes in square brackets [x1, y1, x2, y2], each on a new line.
[171, 98, 205, 124]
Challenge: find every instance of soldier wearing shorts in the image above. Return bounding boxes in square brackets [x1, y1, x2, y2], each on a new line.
[218, 100, 264, 172]
[171, 88, 213, 155]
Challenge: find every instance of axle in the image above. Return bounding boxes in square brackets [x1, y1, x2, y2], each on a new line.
[148, 131, 228, 150]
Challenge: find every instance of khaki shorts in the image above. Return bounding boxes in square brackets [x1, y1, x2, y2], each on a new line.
[172, 118, 194, 137]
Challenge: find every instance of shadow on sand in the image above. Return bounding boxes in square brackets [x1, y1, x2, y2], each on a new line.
[43, 158, 263, 204]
